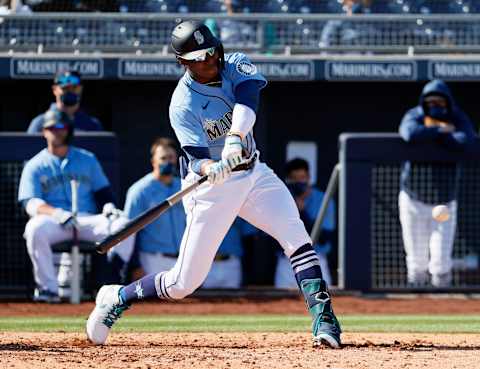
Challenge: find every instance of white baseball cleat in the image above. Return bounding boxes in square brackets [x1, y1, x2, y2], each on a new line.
[86, 285, 129, 345]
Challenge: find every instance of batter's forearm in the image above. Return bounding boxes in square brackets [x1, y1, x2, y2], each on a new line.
[229, 103, 256, 139]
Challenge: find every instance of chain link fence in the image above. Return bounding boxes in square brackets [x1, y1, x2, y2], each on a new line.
[371, 163, 480, 289]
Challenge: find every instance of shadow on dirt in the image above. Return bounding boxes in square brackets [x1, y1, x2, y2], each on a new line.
[342, 341, 480, 351]
[0, 342, 78, 353]
[0, 343, 41, 351]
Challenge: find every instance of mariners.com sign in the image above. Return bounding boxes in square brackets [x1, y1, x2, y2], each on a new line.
[6, 57, 480, 81]
[11, 58, 104, 78]
[118, 59, 314, 81]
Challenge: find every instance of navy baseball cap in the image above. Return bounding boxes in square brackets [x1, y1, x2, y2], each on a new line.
[53, 70, 82, 87]
[43, 110, 72, 130]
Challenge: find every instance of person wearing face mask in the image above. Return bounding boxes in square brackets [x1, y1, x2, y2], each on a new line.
[27, 70, 103, 133]
[274, 158, 336, 288]
[399, 79, 476, 288]
[123, 138, 184, 276]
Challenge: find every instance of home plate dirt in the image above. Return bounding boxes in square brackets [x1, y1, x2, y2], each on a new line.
[0, 332, 479, 369]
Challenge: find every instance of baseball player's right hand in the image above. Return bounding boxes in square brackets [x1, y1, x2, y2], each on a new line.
[222, 133, 244, 171]
[205, 161, 232, 185]
[52, 208, 77, 228]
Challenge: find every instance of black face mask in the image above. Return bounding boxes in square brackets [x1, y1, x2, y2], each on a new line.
[159, 162, 174, 176]
[427, 106, 449, 120]
[287, 181, 309, 197]
[61, 92, 81, 107]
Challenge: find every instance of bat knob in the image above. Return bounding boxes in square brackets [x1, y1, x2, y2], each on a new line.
[95, 242, 107, 255]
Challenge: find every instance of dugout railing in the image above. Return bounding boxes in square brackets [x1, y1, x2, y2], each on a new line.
[0, 132, 119, 299]
[339, 133, 480, 292]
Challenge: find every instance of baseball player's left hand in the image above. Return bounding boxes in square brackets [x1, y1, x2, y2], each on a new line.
[102, 202, 122, 220]
[222, 133, 244, 171]
[206, 161, 232, 185]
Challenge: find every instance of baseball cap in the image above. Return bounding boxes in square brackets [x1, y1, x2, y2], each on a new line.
[53, 70, 82, 87]
[43, 110, 72, 130]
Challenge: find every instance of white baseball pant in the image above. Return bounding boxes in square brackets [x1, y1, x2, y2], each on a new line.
[155, 161, 311, 300]
[398, 190, 457, 286]
[24, 213, 135, 293]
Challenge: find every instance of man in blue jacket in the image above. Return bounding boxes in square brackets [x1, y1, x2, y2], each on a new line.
[27, 70, 103, 133]
[398, 79, 476, 288]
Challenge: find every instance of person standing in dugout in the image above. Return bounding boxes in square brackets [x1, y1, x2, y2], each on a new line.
[398, 79, 476, 288]
[27, 70, 103, 133]
[86, 20, 342, 348]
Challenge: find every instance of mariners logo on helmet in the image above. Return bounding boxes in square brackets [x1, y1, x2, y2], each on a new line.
[236, 61, 257, 76]
[193, 30, 204, 45]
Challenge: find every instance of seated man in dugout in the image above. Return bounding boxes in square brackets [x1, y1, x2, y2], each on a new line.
[18, 110, 134, 303]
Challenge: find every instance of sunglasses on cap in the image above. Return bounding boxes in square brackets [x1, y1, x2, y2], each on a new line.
[45, 122, 67, 130]
[178, 47, 216, 62]
[55, 74, 81, 87]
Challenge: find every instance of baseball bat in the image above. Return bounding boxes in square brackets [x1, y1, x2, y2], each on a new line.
[95, 175, 209, 254]
[70, 179, 81, 304]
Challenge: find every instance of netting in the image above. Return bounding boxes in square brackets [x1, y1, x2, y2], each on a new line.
[371, 163, 480, 289]
[0, 162, 32, 297]
[1, 14, 480, 54]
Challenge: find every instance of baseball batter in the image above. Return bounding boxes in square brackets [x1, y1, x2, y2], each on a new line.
[86, 20, 341, 348]
[19, 110, 134, 302]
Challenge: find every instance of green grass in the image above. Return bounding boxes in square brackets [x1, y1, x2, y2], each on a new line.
[1, 315, 480, 333]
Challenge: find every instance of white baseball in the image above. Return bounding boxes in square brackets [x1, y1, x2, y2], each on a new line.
[432, 205, 450, 222]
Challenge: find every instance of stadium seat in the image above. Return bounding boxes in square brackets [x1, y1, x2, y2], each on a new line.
[388, 0, 414, 14]
[260, 0, 293, 13]
[119, 0, 182, 12]
[415, 0, 473, 14]
[325, 0, 344, 13]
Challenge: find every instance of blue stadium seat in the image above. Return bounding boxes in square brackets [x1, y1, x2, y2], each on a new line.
[204, 0, 244, 12]
[471, 0, 480, 13]
[204, 0, 226, 12]
[289, 0, 330, 13]
[324, 0, 399, 14]
[415, 0, 473, 14]
[119, 0, 183, 12]
[325, 0, 343, 13]
[260, 0, 294, 13]
[388, 0, 414, 14]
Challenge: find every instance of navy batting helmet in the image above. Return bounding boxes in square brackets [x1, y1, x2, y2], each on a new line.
[171, 20, 224, 67]
[43, 110, 74, 144]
